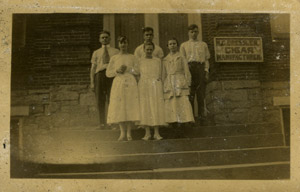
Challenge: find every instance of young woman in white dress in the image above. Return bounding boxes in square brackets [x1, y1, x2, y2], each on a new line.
[106, 36, 140, 141]
[138, 41, 167, 140]
[162, 38, 194, 126]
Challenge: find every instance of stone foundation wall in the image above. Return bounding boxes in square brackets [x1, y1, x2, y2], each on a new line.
[11, 81, 289, 130]
[11, 85, 99, 131]
[261, 81, 290, 124]
[206, 80, 289, 125]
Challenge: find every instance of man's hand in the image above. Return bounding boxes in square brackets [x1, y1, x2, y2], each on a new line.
[205, 71, 209, 82]
[90, 83, 95, 92]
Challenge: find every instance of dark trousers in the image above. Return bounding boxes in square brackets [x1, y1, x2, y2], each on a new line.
[188, 62, 206, 117]
[94, 70, 113, 125]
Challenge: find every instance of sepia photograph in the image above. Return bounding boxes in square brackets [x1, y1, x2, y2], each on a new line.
[9, 13, 290, 180]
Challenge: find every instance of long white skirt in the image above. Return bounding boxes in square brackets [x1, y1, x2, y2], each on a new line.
[107, 74, 140, 124]
[164, 96, 194, 123]
[138, 78, 167, 126]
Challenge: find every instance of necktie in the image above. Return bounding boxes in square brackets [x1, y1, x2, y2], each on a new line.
[102, 46, 110, 64]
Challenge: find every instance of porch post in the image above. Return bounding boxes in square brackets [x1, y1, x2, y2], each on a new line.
[188, 14, 202, 41]
[144, 14, 160, 45]
[103, 14, 116, 47]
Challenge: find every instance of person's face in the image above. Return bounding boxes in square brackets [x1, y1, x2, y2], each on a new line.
[167, 40, 178, 52]
[188, 28, 199, 40]
[144, 45, 154, 57]
[99, 33, 110, 45]
[119, 40, 128, 51]
[144, 31, 154, 42]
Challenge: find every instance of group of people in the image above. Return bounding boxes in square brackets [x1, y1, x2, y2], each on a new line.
[90, 24, 210, 141]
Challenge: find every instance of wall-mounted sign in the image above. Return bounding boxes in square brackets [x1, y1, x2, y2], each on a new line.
[214, 37, 264, 62]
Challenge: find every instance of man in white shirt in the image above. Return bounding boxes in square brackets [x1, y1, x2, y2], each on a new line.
[90, 31, 119, 128]
[134, 27, 164, 59]
[180, 24, 210, 120]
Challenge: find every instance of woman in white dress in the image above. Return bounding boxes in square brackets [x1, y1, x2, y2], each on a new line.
[106, 36, 140, 141]
[162, 38, 194, 125]
[138, 41, 167, 140]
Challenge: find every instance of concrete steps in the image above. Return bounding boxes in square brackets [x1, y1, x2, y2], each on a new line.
[35, 161, 290, 179]
[22, 133, 285, 164]
[28, 146, 289, 174]
[14, 123, 289, 179]
[24, 123, 281, 143]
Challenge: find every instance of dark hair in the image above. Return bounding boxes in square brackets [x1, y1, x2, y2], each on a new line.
[143, 41, 155, 49]
[188, 24, 198, 31]
[117, 36, 128, 43]
[167, 37, 179, 47]
[99, 30, 110, 36]
[142, 27, 154, 34]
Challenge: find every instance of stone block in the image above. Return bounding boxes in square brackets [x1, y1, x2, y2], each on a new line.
[45, 102, 61, 113]
[29, 94, 50, 104]
[273, 96, 290, 106]
[214, 114, 230, 124]
[248, 107, 263, 123]
[263, 110, 281, 123]
[213, 90, 248, 102]
[205, 94, 213, 105]
[50, 113, 70, 128]
[12, 94, 50, 105]
[11, 97, 26, 105]
[248, 100, 263, 107]
[50, 91, 79, 101]
[248, 89, 262, 100]
[28, 89, 50, 95]
[51, 85, 88, 93]
[224, 101, 250, 109]
[222, 80, 260, 90]
[23, 116, 36, 126]
[80, 92, 96, 106]
[36, 116, 51, 129]
[11, 106, 29, 116]
[264, 89, 290, 97]
[22, 124, 38, 134]
[60, 100, 79, 106]
[261, 81, 290, 90]
[61, 105, 89, 114]
[69, 114, 99, 127]
[11, 90, 28, 97]
[262, 97, 273, 106]
[206, 81, 222, 93]
[228, 112, 248, 123]
[29, 105, 44, 114]
[232, 108, 249, 113]
[272, 82, 290, 89]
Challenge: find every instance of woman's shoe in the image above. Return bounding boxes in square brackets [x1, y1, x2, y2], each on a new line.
[127, 135, 132, 141]
[118, 135, 125, 141]
[153, 135, 163, 140]
[142, 135, 151, 141]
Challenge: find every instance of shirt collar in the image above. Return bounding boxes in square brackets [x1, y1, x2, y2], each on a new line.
[188, 39, 200, 42]
[101, 44, 111, 48]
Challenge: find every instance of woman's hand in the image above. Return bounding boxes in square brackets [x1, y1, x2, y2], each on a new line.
[117, 65, 127, 74]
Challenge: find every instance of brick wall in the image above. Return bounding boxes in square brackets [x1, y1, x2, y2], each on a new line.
[11, 14, 103, 90]
[202, 14, 290, 125]
[201, 13, 289, 82]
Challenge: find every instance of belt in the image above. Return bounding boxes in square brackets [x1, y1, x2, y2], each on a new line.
[188, 61, 205, 65]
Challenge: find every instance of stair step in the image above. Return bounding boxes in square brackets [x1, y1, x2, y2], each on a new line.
[23, 123, 281, 143]
[35, 161, 290, 179]
[23, 134, 284, 164]
[33, 146, 289, 173]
